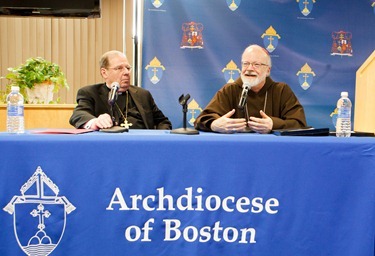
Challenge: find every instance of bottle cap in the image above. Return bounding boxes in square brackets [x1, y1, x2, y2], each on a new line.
[11, 86, 20, 91]
[341, 91, 348, 97]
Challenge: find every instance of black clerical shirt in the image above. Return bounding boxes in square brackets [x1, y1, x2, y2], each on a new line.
[113, 92, 146, 129]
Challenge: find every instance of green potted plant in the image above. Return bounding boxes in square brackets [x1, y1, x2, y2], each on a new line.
[2, 57, 69, 103]
[0, 89, 8, 104]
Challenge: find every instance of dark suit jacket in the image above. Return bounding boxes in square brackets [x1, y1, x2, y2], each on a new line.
[69, 83, 172, 129]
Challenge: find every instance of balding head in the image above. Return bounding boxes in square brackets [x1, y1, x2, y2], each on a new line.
[99, 50, 128, 69]
[242, 44, 272, 67]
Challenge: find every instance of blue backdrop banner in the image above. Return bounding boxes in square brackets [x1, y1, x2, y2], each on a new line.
[141, 0, 375, 129]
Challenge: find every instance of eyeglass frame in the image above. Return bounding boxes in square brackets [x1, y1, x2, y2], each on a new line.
[241, 61, 269, 69]
[107, 65, 133, 72]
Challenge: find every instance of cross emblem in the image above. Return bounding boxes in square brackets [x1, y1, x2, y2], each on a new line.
[121, 119, 133, 130]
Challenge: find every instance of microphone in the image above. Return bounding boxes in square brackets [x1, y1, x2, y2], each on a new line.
[108, 82, 120, 106]
[238, 82, 251, 109]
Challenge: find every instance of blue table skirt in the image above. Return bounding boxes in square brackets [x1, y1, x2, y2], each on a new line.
[0, 130, 374, 255]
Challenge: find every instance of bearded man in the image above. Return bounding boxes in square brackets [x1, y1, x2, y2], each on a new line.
[194, 44, 307, 134]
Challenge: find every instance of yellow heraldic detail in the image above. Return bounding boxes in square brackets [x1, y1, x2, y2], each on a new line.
[152, 0, 163, 8]
[330, 108, 338, 118]
[296, 63, 316, 90]
[145, 57, 166, 70]
[145, 57, 166, 84]
[188, 99, 203, 125]
[262, 26, 281, 38]
[228, 0, 239, 11]
[222, 60, 240, 83]
[296, 0, 316, 16]
[222, 60, 239, 71]
[296, 63, 316, 76]
[261, 26, 281, 52]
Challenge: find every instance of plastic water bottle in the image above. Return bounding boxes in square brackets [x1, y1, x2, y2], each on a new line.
[6, 86, 25, 134]
[336, 91, 351, 137]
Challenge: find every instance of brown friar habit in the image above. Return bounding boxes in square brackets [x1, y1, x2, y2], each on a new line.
[195, 77, 307, 132]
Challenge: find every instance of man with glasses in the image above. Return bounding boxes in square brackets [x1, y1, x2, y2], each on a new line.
[194, 44, 307, 134]
[70, 50, 172, 130]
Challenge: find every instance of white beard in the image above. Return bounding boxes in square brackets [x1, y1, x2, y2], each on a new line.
[241, 72, 267, 88]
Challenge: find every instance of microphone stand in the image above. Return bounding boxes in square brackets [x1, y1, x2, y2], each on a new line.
[171, 94, 199, 135]
[109, 104, 116, 126]
[99, 89, 128, 133]
[238, 96, 252, 133]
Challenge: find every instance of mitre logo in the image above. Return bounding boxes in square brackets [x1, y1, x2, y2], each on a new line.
[226, 0, 241, 11]
[296, 0, 316, 16]
[145, 57, 166, 84]
[330, 108, 338, 128]
[3, 166, 75, 256]
[187, 99, 202, 126]
[151, 0, 165, 9]
[296, 63, 316, 90]
[222, 60, 241, 83]
[261, 26, 281, 53]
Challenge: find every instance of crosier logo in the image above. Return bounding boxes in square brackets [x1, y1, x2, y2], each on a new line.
[106, 187, 280, 244]
[3, 166, 75, 256]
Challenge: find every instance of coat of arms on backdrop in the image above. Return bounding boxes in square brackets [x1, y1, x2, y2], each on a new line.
[145, 57, 166, 84]
[296, 0, 316, 16]
[3, 166, 75, 256]
[222, 60, 241, 83]
[187, 99, 203, 127]
[261, 26, 281, 53]
[331, 31, 353, 57]
[226, 0, 241, 11]
[180, 22, 204, 49]
[296, 63, 316, 90]
[151, 0, 164, 9]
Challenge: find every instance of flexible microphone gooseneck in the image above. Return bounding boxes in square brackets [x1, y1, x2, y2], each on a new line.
[108, 82, 120, 106]
[238, 82, 251, 110]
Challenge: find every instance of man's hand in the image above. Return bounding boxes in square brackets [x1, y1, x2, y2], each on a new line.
[90, 113, 113, 130]
[248, 110, 273, 134]
[211, 109, 247, 133]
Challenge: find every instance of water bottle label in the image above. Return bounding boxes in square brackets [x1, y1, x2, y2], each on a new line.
[338, 107, 350, 118]
[7, 105, 24, 117]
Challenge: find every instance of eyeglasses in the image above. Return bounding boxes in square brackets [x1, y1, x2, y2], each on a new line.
[241, 61, 268, 69]
[107, 65, 132, 72]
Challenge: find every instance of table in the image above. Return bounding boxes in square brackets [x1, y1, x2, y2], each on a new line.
[0, 104, 76, 131]
[0, 130, 374, 256]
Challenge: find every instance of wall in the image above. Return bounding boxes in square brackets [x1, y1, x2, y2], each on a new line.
[0, 0, 134, 104]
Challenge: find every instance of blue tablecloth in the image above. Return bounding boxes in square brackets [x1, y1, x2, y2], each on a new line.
[0, 130, 374, 256]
